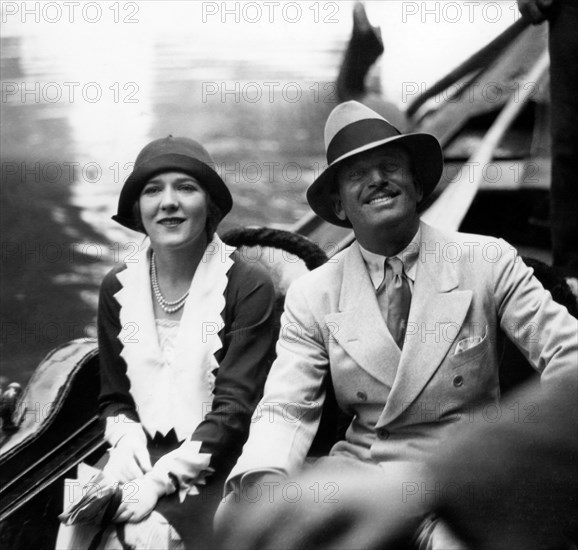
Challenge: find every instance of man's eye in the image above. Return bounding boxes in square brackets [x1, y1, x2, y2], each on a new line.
[382, 163, 400, 173]
[348, 168, 365, 180]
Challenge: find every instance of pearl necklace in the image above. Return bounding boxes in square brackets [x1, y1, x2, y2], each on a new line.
[151, 252, 190, 314]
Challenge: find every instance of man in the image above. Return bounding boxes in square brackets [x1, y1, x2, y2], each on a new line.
[218, 101, 578, 547]
[517, 0, 578, 278]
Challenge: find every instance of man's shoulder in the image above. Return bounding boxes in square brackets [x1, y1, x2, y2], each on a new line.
[421, 222, 504, 247]
[419, 223, 513, 262]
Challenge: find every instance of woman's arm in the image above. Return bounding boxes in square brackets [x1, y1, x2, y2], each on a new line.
[97, 266, 152, 483]
[192, 258, 276, 475]
[97, 265, 139, 422]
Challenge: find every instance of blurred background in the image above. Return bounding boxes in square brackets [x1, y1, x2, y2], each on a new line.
[1, 1, 516, 384]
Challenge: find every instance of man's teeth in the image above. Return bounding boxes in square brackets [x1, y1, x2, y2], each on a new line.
[369, 195, 394, 205]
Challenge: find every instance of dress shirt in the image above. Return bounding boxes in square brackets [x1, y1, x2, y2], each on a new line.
[358, 227, 421, 292]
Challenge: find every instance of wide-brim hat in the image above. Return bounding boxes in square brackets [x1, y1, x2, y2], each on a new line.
[113, 135, 233, 232]
[306, 101, 443, 227]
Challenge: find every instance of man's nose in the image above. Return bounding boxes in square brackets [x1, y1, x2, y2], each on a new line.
[367, 167, 385, 186]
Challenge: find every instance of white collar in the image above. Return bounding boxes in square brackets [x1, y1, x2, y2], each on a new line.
[358, 227, 421, 289]
[114, 235, 236, 441]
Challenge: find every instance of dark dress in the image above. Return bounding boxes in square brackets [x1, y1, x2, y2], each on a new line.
[97, 251, 276, 548]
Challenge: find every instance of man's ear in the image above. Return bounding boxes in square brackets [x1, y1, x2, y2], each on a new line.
[332, 193, 348, 222]
[414, 175, 424, 204]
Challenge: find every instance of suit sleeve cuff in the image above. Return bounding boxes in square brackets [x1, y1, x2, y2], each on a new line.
[224, 468, 287, 497]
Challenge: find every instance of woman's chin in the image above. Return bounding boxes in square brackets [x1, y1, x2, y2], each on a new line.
[149, 233, 206, 252]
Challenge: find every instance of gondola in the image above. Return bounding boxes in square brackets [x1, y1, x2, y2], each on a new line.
[1, 4, 573, 549]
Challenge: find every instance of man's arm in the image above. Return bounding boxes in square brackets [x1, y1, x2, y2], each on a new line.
[492, 239, 578, 384]
[224, 277, 331, 485]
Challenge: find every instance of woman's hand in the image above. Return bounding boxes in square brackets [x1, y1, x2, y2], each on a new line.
[113, 475, 166, 523]
[102, 433, 152, 483]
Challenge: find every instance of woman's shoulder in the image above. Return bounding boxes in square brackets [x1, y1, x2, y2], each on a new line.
[227, 251, 275, 295]
[100, 263, 128, 294]
[229, 251, 272, 281]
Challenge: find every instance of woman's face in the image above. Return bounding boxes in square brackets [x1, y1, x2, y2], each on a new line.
[139, 171, 208, 251]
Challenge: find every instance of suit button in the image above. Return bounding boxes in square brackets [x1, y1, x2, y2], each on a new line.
[376, 427, 389, 440]
[453, 375, 464, 387]
[356, 391, 367, 401]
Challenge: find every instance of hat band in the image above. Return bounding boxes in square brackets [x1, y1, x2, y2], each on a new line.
[327, 118, 401, 165]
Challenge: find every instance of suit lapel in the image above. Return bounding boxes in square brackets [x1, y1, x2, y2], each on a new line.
[378, 223, 472, 425]
[326, 242, 400, 388]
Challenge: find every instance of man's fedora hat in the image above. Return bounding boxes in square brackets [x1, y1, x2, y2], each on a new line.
[113, 135, 233, 232]
[306, 101, 443, 227]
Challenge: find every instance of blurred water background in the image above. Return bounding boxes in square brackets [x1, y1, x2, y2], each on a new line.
[1, 1, 515, 384]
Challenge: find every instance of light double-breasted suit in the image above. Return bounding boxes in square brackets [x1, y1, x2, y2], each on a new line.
[229, 222, 578, 479]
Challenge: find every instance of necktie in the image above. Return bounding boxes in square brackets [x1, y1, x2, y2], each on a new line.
[379, 257, 411, 349]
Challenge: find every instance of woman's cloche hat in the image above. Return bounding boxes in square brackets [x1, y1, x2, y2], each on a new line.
[306, 101, 444, 227]
[113, 135, 233, 232]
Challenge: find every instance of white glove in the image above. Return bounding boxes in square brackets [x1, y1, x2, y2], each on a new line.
[102, 416, 152, 483]
[113, 474, 166, 523]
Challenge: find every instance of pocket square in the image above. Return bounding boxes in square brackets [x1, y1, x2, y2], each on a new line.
[454, 326, 487, 355]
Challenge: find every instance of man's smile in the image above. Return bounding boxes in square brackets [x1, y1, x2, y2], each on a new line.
[366, 188, 400, 206]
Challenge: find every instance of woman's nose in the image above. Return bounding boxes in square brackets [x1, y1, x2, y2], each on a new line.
[160, 188, 178, 209]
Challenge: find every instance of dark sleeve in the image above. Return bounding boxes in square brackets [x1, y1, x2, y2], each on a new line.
[97, 265, 139, 422]
[190, 255, 276, 475]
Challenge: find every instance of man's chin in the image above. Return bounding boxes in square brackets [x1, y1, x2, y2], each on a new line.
[364, 207, 409, 227]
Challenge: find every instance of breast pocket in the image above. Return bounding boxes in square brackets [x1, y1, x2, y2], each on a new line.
[446, 333, 497, 400]
[449, 325, 490, 367]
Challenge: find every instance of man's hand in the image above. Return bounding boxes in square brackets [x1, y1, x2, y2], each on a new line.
[517, 0, 555, 24]
[217, 460, 426, 550]
[113, 475, 165, 523]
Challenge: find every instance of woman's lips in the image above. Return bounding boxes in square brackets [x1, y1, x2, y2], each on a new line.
[158, 217, 185, 226]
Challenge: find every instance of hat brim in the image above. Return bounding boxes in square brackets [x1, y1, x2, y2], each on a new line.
[307, 133, 443, 228]
[113, 153, 233, 232]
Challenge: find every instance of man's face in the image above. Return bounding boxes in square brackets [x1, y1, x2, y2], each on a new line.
[333, 145, 423, 232]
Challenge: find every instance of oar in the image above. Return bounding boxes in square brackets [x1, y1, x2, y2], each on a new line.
[421, 50, 549, 231]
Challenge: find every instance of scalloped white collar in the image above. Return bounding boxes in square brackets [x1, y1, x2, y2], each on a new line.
[114, 235, 236, 441]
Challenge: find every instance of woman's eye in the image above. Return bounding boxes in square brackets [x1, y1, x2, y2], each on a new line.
[142, 186, 160, 195]
[178, 184, 197, 192]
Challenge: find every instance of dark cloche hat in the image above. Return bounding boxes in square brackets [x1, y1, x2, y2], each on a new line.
[113, 135, 233, 232]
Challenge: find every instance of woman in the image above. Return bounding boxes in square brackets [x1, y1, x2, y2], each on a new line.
[61, 136, 276, 549]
